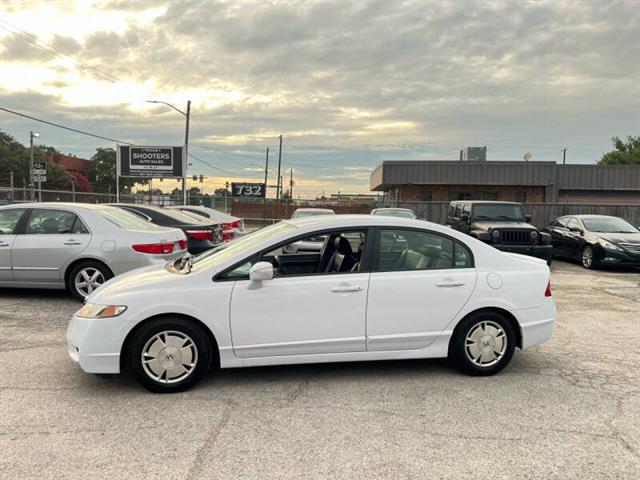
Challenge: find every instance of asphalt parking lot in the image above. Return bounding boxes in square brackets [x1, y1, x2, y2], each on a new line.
[1, 261, 638, 479]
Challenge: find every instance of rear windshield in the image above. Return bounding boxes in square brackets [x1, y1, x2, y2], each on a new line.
[96, 207, 167, 231]
[374, 209, 415, 218]
[156, 208, 210, 224]
[293, 209, 335, 218]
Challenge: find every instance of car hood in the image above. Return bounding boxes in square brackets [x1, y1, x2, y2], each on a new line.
[471, 221, 536, 232]
[597, 232, 640, 244]
[86, 263, 209, 304]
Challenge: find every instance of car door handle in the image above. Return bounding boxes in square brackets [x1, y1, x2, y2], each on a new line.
[330, 285, 363, 293]
[64, 240, 83, 246]
[436, 280, 466, 288]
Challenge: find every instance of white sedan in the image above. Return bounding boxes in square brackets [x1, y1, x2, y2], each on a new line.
[67, 215, 556, 393]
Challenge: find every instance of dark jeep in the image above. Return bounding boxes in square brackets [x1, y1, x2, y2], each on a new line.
[447, 201, 553, 264]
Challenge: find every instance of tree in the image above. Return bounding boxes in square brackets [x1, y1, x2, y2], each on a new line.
[86, 147, 143, 194]
[0, 131, 71, 190]
[599, 136, 640, 165]
[69, 171, 93, 192]
[214, 187, 230, 197]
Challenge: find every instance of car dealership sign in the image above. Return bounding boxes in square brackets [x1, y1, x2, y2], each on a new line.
[117, 145, 184, 178]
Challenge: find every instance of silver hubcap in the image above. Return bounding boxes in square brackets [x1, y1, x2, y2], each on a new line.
[582, 248, 593, 268]
[74, 267, 105, 297]
[465, 320, 507, 367]
[141, 331, 198, 384]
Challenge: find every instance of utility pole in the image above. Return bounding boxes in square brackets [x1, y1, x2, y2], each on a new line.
[9, 171, 14, 204]
[276, 134, 283, 200]
[562, 148, 567, 165]
[183, 100, 191, 206]
[29, 131, 39, 201]
[263, 147, 269, 222]
[289, 168, 294, 200]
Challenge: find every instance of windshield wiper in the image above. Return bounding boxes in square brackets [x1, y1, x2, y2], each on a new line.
[495, 215, 523, 221]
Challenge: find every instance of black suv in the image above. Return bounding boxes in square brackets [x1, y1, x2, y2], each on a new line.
[447, 201, 552, 264]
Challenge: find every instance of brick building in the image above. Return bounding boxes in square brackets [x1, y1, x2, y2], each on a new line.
[370, 160, 640, 204]
[46, 151, 91, 175]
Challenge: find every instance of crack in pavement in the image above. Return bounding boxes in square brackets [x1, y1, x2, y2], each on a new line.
[186, 399, 234, 480]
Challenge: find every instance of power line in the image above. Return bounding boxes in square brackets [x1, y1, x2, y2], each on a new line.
[0, 106, 262, 178]
[0, 18, 122, 84]
[0, 106, 133, 144]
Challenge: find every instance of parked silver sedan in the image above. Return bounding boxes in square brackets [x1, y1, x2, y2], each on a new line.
[0, 203, 187, 300]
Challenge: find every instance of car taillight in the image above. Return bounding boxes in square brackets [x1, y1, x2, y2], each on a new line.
[231, 220, 241, 229]
[132, 242, 175, 254]
[178, 239, 188, 250]
[544, 280, 552, 297]
[186, 230, 214, 241]
[222, 230, 235, 241]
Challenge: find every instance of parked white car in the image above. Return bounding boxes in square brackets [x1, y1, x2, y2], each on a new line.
[290, 207, 335, 219]
[67, 214, 555, 393]
[284, 208, 336, 252]
[0, 203, 187, 300]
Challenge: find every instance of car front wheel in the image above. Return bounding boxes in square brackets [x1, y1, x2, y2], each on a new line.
[581, 245, 595, 269]
[450, 312, 516, 376]
[128, 317, 212, 393]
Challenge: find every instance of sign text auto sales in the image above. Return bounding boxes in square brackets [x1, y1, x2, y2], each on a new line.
[117, 145, 184, 178]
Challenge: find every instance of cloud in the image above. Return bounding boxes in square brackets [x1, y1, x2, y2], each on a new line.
[1, 0, 639, 198]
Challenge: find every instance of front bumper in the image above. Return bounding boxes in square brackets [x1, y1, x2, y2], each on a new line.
[493, 244, 553, 262]
[67, 315, 124, 374]
[594, 246, 640, 267]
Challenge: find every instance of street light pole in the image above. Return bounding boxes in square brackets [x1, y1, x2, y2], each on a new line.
[145, 99, 191, 205]
[183, 100, 191, 206]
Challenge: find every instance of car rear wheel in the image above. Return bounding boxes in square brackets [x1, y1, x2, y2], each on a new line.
[68, 261, 112, 301]
[450, 311, 516, 376]
[581, 245, 595, 269]
[128, 317, 212, 393]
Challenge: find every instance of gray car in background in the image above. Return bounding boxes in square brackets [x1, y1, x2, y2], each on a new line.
[0, 203, 187, 300]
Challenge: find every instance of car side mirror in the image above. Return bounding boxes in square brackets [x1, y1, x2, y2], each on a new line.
[525, 214, 532, 223]
[461, 213, 470, 222]
[249, 262, 274, 282]
[569, 227, 584, 235]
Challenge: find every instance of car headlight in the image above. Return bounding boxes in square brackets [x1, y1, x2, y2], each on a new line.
[75, 303, 127, 319]
[530, 231, 539, 241]
[491, 230, 500, 239]
[597, 238, 622, 251]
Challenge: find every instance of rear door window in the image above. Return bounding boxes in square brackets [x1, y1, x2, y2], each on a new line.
[24, 209, 85, 235]
[0, 209, 26, 234]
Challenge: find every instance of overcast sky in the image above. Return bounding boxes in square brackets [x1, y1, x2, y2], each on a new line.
[1, 0, 639, 197]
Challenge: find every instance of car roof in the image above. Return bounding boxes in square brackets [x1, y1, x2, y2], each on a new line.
[294, 208, 335, 212]
[572, 214, 622, 219]
[372, 207, 414, 211]
[0, 202, 105, 211]
[286, 214, 435, 230]
[451, 201, 521, 205]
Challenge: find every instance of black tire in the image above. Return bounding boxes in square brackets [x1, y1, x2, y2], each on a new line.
[128, 317, 212, 393]
[450, 311, 516, 376]
[67, 260, 113, 301]
[581, 245, 595, 269]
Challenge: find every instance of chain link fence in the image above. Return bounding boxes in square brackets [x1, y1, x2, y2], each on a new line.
[3, 186, 639, 227]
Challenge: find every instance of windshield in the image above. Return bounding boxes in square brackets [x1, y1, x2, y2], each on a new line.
[374, 209, 415, 218]
[582, 217, 638, 233]
[472, 204, 525, 221]
[292, 209, 335, 219]
[190, 221, 296, 272]
[97, 207, 168, 231]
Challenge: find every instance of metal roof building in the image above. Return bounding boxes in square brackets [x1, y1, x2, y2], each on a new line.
[370, 161, 640, 204]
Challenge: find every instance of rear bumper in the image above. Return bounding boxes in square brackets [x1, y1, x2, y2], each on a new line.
[494, 244, 553, 262]
[516, 299, 556, 349]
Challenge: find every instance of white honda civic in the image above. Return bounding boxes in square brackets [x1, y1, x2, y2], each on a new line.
[67, 215, 556, 393]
